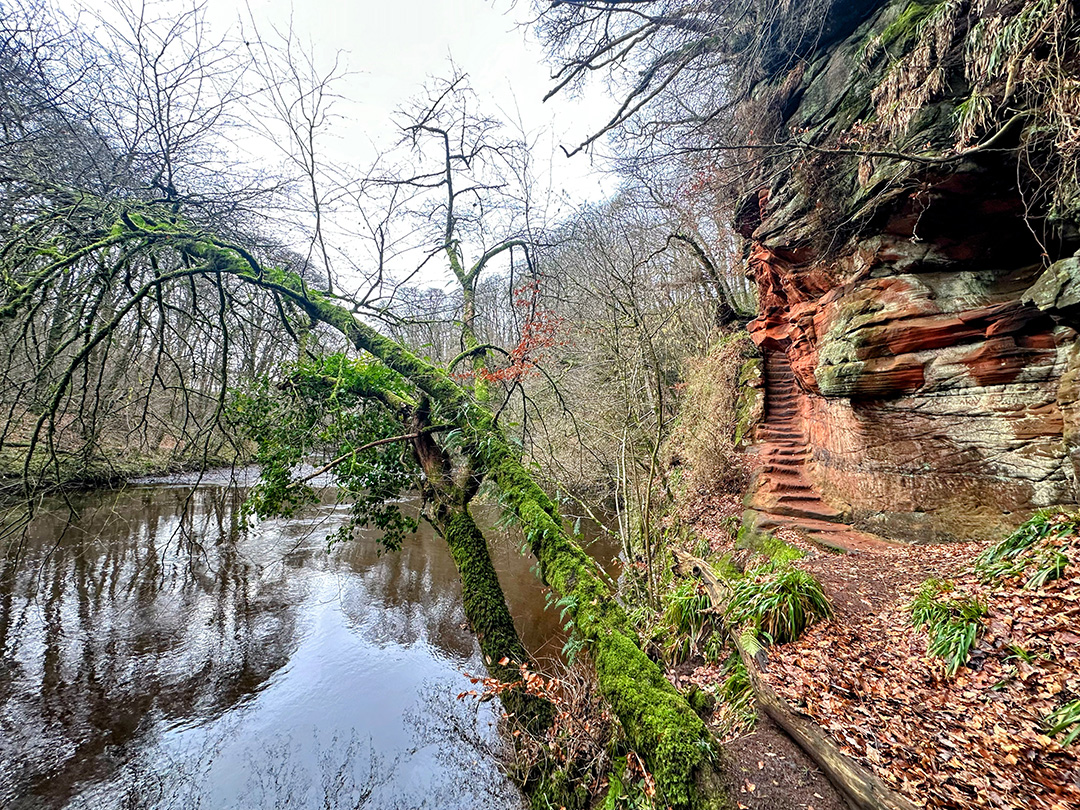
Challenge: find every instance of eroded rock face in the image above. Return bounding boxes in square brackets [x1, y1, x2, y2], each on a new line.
[741, 0, 1080, 543]
[749, 222, 1080, 542]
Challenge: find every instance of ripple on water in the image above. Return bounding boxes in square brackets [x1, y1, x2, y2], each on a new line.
[0, 484, 616, 810]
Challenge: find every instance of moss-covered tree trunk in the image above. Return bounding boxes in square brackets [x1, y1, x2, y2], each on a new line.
[270, 273, 730, 807]
[489, 448, 730, 809]
[430, 502, 553, 733]
[402, 394, 554, 732]
[121, 236, 732, 809]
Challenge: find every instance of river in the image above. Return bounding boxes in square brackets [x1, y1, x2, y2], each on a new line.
[0, 470, 619, 809]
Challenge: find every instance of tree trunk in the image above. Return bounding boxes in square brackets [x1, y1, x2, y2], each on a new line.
[431, 502, 554, 734]
[187, 239, 734, 808]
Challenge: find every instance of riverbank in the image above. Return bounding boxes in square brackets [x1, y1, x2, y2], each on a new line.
[0, 445, 244, 500]
[668, 495, 1080, 810]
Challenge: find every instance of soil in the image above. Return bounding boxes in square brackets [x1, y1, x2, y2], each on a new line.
[724, 714, 849, 810]
[797, 541, 979, 625]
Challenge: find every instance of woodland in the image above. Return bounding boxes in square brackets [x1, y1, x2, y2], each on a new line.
[1, 1, 1079, 809]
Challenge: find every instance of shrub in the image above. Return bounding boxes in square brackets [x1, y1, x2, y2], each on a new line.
[975, 510, 1076, 588]
[909, 579, 987, 676]
[726, 563, 832, 645]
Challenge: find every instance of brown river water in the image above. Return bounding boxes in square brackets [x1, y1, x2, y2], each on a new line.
[0, 469, 619, 809]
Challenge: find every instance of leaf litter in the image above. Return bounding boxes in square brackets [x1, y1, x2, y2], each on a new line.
[763, 530, 1080, 809]
[680, 500, 1080, 808]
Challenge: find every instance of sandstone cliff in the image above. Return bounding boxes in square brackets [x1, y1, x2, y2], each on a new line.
[738, 0, 1080, 543]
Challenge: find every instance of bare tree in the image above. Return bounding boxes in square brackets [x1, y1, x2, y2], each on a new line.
[530, 0, 858, 156]
[0, 4, 728, 805]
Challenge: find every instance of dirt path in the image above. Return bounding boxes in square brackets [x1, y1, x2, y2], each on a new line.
[725, 715, 849, 810]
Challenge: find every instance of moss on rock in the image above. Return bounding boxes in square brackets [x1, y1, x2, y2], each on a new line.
[734, 356, 762, 447]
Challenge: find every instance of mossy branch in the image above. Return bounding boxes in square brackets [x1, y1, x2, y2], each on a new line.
[110, 225, 729, 808]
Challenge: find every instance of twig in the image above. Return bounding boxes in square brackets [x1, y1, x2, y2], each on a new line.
[299, 424, 452, 483]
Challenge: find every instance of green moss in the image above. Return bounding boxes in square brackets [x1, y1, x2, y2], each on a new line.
[735, 524, 805, 564]
[756, 536, 805, 565]
[812, 292, 891, 397]
[686, 685, 717, 717]
[878, 0, 941, 54]
[710, 554, 742, 582]
[442, 508, 554, 730]
[491, 448, 727, 808]
[733, 357, 761, 446]
[594, 630, 714, 807]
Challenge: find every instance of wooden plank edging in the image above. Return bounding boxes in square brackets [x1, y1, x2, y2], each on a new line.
[672, 550, 919, 810]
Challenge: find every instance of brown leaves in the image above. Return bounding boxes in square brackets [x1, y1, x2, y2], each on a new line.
[748, 536, 1080, 809]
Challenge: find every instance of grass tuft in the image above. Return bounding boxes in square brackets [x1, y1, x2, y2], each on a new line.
[1044, 699, 1080, 747]
[726, 563, 831, 645]
[975, 510, 1076, 587]
[909, 579, 987, 676]
[659, 580, 713, 665]
[715, 655, 756, 737]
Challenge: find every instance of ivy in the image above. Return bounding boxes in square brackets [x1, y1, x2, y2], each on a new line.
[230, 353, 421, 550]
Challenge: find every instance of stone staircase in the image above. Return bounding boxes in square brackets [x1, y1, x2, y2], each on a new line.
[746, 353, 895, 554]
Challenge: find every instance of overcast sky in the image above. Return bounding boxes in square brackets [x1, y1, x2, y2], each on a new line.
[209, 0, 618, 203]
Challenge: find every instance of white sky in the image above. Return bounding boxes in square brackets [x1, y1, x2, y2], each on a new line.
[201, 0, 623, 291]
[211, 0, 618, 204]
[55, 0, 621, 290]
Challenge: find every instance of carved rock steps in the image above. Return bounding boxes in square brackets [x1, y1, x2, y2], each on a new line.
[747, 353, 896, 554]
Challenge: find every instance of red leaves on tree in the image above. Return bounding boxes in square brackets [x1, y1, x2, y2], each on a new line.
[461, 278, 564, 385]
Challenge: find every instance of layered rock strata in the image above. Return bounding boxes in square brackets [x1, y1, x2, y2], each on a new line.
[739, 0, 1080, 543]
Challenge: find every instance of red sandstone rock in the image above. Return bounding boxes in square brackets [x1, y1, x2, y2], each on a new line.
[746, 225, 1076, 543]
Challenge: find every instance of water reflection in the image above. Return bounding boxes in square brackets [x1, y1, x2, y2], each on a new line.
[0, 484, 618, 809]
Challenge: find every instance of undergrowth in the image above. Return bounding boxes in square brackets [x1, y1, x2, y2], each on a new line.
[461, 658, 624, 810]
[714, 655, 756, 738]
[660, 580, 715, 665]
[909, 578, 987, 676]
[726, 563, 832, 645]
[601, 751, 662, 810]
[1044, 698, 1080, 747]
[975, 510, 1076, 588]
[665, 333, 756, 498]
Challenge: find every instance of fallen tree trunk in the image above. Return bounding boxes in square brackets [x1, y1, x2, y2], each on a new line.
[193, 238, 733, 809]
[673, 549, 917, 810]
